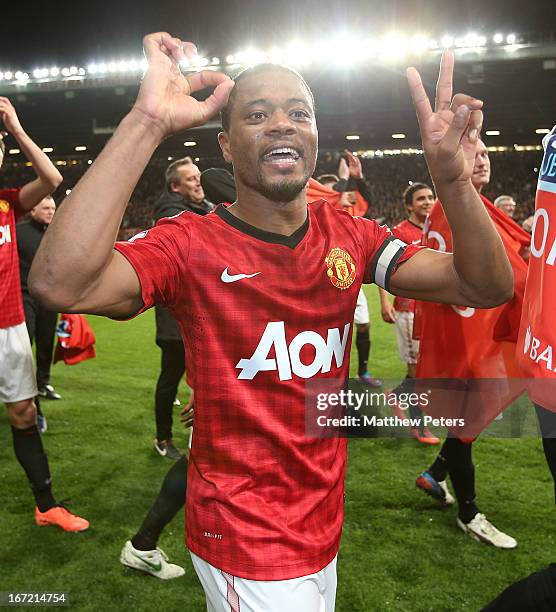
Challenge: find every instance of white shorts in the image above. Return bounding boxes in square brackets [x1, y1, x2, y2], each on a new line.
[394, 311, 420, 365]
[354, 288, 370, 325]
[190, 552, 337, 612]
[0, 322, 38, 404]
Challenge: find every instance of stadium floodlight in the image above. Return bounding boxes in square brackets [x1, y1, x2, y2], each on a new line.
[493, 33, 504, 44]
[97, 63, 107, 73]
[410, 35, 429, 54]
[226, 54, 236, 64]
[184, 141, 197, 147]
[285, 42, 312, 66]
[167, 156, 174, 161]
[441, 34, 454, 48]
[485, 130, 500, 136]
[346, 135, 360, 141]
[536, 128, 550, 134]
[70, 66, 78, 75]
[506, 33, 516, 44]
[61, 68, 71, 77]
[108, 62, 118, 73]
[379, 33, 407, 61]
[0, 73, 3, 80]
[392, 133, 406, 139]
[194, 157, 200, 162]
[211, 57, 220, 65]
[8, 148, 20, 154]
[87, 160, 93, 165]
[4, 71, 13, 80]
[428, 39, 439, 49]
[33, 68, 43, 78]
[75, 146, 87, 151]
[49, 67, 60, 77]
[42, 147, 54, 153]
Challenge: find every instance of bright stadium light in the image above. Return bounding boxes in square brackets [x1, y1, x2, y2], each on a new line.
[441, 34, 454, 48]
[493, 33, 504, 44]
[87, 159, 93, 165]
[485, 130, 500, 136]
[75, 146, 87, 151]
[50, 67, 59, 77]
[70, 66, 78, 75]
[8, 148, 20, 154]
[536, 128, 550, 134]
[226, 54, 236, 64]
[97, 63, 107, 73]
[42, 147, 54, 153]
[167, 156, 174, 161]
[379, 33, 407, 60]
[61, 68, 71, 77]
[346, 135, 360, 141]
[410, 35, 429, 54]
[4, 71, 13, 80]
[33, 68, 43, 78]
[392, 133, 406, 139]
[211, 57, 220, 65]
[506, 33, 516, 44]
[428, 39, 439, 49]
[184, 141, 197, 147]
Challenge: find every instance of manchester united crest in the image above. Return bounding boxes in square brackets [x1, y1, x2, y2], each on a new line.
[325, 247, 356, 290]
[0, 200, 10, 214]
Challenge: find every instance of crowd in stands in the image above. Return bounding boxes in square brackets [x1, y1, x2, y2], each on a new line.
[3, 149, 541, 234]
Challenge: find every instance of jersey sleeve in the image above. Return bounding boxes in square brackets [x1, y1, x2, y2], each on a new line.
[113, 216, 190, 314]
[0, 188, 24, 220]
[358, 217, 424, 290]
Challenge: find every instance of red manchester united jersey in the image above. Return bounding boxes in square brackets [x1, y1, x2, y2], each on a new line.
[391, 219, 423, 312]
[0, 188, 25, 329]
[517, 127, 556, 409]
[115, 200, 421, 580]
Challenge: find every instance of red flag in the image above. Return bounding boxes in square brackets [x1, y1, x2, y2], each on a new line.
[306, 178, 368, 217]
[54, 314, 96, 365]
[414, 195, 530, 435]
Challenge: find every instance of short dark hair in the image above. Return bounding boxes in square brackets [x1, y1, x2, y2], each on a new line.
[317, 174, 339, 186]
[220, 63, 314, 132]
[403, 182, 433, 206]
[165, 156, 194, 187]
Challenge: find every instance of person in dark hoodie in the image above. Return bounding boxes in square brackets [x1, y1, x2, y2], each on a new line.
[152, 157, 214, 460]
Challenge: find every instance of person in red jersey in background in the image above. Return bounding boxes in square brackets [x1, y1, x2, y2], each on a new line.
[516, 126, 556, 504]
[30, 34, 512, 610]
[379, 182, 440, 444]
[414, 139, 530, 549]
[0, 98, 88, 532]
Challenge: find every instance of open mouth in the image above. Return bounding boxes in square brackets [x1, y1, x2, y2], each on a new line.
[262, 146, 302, 165]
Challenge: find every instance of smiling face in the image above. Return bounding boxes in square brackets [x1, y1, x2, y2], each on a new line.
[471, 139, 491, 192]
[408, 187, 435, 224]
[218, 66, 318, 203]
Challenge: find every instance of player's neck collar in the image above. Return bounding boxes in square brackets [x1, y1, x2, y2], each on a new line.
[215, 204, 309, 249]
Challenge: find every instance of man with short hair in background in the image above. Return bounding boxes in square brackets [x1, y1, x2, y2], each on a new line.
[17, 196, 62, 410]
[152, 156, 214, 459]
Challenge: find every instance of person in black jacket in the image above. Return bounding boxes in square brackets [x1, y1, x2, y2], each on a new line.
[17, 196, 61, 411]
[152, 157, 214, 460]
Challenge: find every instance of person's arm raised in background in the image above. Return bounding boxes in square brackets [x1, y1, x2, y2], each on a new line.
[0, 98, 62, 210]
[29, 33, 234, 318]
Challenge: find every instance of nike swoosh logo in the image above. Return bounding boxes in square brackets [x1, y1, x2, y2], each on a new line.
[131, 551, 162, 572]
[221, 268, 261, 283]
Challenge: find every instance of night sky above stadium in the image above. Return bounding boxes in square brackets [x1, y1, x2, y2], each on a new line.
[4, 0, 551, 67]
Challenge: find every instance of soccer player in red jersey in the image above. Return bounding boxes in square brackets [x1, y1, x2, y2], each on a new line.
[0, 97, 88, 532]
[31, 34, 512, 610]
[516, 127, 556, 502]
[379, 182, 440, 444]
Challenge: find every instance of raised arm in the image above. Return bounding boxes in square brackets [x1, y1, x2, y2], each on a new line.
[29, 33, 234, 317]
[0, 98, 62, 210]
[389, 51, 513, 308]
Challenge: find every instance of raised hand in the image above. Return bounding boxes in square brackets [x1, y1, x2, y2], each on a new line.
[133, 33, 235, 139]
[0, 97, 24, 135]
[344, 150, 362, 179]
[407, 51, 483, 185]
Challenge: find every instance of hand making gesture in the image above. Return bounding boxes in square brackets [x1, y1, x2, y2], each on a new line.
[407, 50, 483, 185]
[134, 32, 235, 139]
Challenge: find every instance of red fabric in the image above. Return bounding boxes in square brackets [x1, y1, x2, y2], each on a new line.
[306, 177, 368, 216]
[54, 314, 96, 365]
[0, 188, 25, 328]
[114, 200, 420, 580]
[391, 219, 423, 312]
[517, 128, 556, 410]
[415, 194, 530, 434]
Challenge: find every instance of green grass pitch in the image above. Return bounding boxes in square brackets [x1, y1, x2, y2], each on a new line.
[0, 287, 554, 611]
